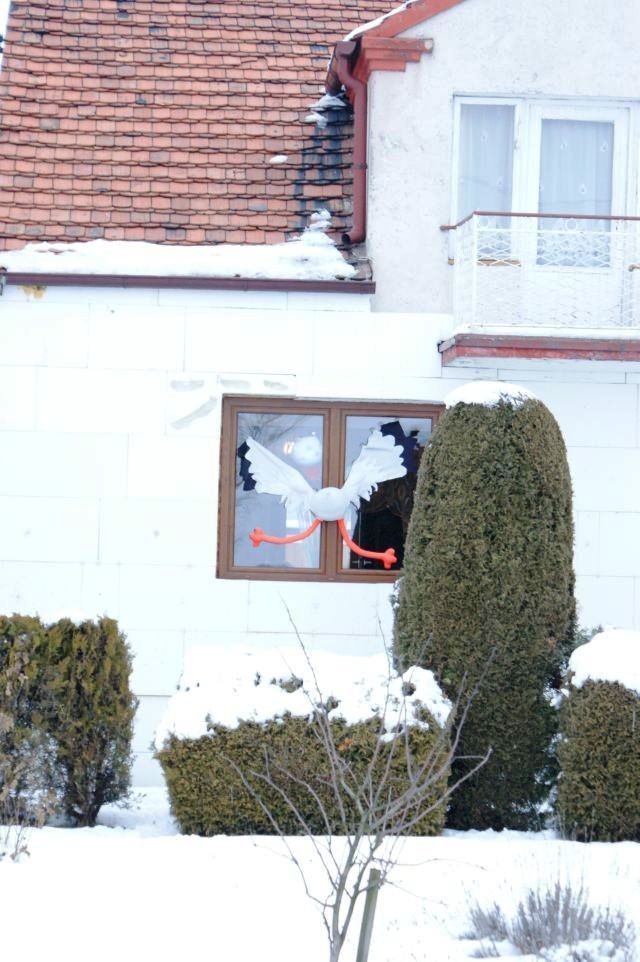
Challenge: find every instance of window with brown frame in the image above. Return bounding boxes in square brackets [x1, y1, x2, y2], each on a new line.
[218, 396, 444, 582]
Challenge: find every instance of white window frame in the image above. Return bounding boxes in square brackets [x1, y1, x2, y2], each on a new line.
[452, 96, 634, 223]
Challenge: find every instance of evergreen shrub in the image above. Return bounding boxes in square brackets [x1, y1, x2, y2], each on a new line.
[557, 680, 640, 842]
[0, 615, 58, 825]
[157, 712, 448, 837]
[46, 617, 138, 827]
[0, 614, 137, 828]
[394, 396, 575, 830]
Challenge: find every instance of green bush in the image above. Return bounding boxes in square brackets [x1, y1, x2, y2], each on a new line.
[557, 680, 640, 842]
[0, 615, 58, 826]
[394, 396, 576, 830]
[0, 614, 137, 828]
[45, 617, 138, 827]
[157, 711, 449, 837]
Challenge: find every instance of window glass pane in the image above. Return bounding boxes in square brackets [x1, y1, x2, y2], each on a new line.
[538, 119, 613, 266]
[539, 119, 613, 218]
[341, 416, 432, 572]
[458, 104, 514, 219]
[234, 412, 324, 569]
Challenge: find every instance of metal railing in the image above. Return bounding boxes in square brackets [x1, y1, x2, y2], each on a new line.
[443, 212, 640, 331]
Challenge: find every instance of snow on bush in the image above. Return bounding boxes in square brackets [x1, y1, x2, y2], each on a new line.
[444, 380, 537, 409]
[154, 647, 450, 751]
[557, 628, 640, 842]
[568, 628, 640, 695]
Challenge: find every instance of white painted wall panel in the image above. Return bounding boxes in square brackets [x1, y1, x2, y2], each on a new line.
[569, 449, 640, 513]
[88, 305, 186, 371]
[36, 368, 167, 435]
[0, 302, 90, 367]
[0, 432, 128, 497]
[576, 576, 636, 630]
[0, 561, 82, 619]
[598, 513, 640, 577]
[127, 435, 216, 498]
[573, 512, 600, 578]
[99, 497, 216, 566]
[0, 497, 99, 563]
[0, 368, 37, 430]
[128, 629, 185, 696]
[184, 309, 314, 374]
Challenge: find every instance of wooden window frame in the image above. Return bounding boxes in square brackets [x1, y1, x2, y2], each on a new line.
[218, 395, 444, 583]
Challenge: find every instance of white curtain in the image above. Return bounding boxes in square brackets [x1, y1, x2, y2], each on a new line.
[458, 104, 514, 219]
[539, 119, 613, 219]
[538, 119, 614, 266]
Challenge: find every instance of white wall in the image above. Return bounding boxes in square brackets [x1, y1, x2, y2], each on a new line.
[366, 0, 640, 312]
[1, 281, 639, 783]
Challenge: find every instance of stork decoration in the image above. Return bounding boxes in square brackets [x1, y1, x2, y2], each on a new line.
[238, 423, 413, 569]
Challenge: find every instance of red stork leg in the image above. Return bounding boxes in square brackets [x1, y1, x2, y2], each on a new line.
[250, 517, 322, 547]
[337, 519, 398, 570]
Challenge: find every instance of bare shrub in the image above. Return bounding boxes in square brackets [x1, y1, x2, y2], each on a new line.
[467, 881, 636, 961]
[220, 619, 488, 962]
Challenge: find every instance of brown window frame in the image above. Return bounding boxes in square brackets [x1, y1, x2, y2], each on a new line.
[218, 395, 444, 583]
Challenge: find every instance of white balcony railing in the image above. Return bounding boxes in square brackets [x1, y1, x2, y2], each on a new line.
[446, 212, 640, 332]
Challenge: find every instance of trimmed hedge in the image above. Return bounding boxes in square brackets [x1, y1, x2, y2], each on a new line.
[0, 615, 137, 827]
[158, 712, 449, 837]
[557, 680, 640, 842]
[394, 397, 576, 830]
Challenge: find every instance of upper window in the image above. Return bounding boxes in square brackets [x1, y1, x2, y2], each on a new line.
[454, 98, 630, 224]
[218, 396, 443, 582]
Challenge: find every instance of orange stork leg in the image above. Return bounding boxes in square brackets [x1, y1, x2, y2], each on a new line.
[250, 517, 321, 548]
[337, 519, 398, 570]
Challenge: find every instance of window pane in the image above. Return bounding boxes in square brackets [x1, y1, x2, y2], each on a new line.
[234, 412, 324, 569]
[539, 119, 613, 218]
[538, 119, 614, 266]
[341, 416, 432, 572]
[458, 104, 514, 219]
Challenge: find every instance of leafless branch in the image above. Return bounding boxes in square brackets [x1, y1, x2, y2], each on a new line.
[223, 612, 490, 962]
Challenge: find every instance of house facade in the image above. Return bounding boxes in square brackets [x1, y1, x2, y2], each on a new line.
[0, 0, 639, 783]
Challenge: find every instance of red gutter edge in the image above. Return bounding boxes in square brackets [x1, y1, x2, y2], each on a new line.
[439, 332, 640, 364]
[327, 40, 367, 246]
[1, 271, 375, 295]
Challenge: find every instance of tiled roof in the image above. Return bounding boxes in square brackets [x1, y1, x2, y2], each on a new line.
[0, 0, 398, 250]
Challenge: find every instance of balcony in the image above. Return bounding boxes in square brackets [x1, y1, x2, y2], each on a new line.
[440, 212, 640, 366]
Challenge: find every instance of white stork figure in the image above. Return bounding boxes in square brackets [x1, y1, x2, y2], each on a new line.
[242, 429, 407, 569]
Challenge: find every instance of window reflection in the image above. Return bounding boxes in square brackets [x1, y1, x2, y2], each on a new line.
[234, 412, 324, 569]
[342, 416, 432, 571]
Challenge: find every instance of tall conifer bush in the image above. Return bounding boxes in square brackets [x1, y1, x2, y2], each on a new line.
[394, 389, 575, 830]
[46, 617, 138, 826]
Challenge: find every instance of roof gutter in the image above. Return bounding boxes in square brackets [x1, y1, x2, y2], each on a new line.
[0, 271, 375, 294]
[327, 40, 367, 246]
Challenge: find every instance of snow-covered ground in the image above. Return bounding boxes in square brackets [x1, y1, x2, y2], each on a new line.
[1, 787, 638, 962]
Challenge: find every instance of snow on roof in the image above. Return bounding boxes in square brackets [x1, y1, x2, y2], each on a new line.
[0, 211, 355, 282]
[444, 381, 537, 409]
[569, 629, 640, 696]
[345, 0, 413, 40]
[154, 647, 451, 749]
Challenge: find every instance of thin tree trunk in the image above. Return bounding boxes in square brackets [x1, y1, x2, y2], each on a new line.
[355, 869, 381, 962]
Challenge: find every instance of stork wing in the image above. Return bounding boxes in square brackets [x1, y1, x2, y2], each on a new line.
[243, 437, 314, 512]
[343, 429, 407, 505]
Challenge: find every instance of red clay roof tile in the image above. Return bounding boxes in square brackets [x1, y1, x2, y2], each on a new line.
[0, 0, 398, 250]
